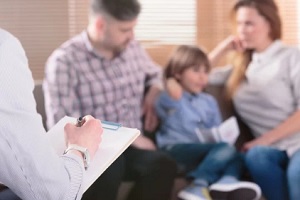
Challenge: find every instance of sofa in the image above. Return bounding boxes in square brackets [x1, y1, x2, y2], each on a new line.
[33, 81, 262, 200]
[114, 83, 258, 200]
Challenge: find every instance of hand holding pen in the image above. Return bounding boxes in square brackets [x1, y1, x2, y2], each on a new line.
[64, 115, 103, 160]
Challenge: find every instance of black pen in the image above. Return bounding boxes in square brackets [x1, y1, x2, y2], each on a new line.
[76, 116, 85, 127]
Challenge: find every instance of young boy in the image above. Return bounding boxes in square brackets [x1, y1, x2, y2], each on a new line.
[155, 45, 261, 200]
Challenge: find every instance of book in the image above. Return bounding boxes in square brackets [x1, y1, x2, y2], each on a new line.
[46, 116, 140, 192]
[195, 116, 239, 145]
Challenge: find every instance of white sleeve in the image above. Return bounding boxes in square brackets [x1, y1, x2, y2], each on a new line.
[288, 48, 300, 109]
[208, 65, 233, 85]
[0, 29, 84, 200]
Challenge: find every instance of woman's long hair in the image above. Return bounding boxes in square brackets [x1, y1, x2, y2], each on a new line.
[226, 0, 282, 98]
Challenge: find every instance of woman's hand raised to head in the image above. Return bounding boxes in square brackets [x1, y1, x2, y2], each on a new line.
[220, 36, 245, 53]
[209, 35, 245, 68]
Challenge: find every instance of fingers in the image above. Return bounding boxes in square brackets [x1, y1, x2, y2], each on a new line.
[222, 35, 244, 52]
[78, 115, 94, 127]
[65, 115, 95, 130]
[74, 115, 102, 130]
[64, 122, 75, 133]
[83, 117, 102, 128]
[81, 115, 94, 121]
[232, 37, 244, 52]
[65, 115, 103, 138]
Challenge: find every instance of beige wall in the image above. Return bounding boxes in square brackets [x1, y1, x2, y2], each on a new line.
[0, 0, 298, 79]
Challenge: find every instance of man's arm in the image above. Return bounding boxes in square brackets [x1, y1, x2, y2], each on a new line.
[137, 43, 164, 132]
[0, 30, 84, 200]
[43, 48, 80, 129]
[143, 85, 161, 132]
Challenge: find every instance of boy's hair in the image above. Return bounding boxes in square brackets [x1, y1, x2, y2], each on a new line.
[90, 0, 141, 21]
[164, 45, 211, 79]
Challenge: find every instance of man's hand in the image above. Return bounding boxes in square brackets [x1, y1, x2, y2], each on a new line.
[132, 135, 157, 150]
[143, 86, 161, 132]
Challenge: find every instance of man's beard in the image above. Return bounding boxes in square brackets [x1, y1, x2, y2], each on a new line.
[112, 46, 125, 55]
[111, 40, 130, 56]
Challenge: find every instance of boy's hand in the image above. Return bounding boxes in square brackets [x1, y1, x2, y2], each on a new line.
[166, 78, 182, 100]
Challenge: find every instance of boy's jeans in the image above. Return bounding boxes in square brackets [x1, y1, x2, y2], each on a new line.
[163, 143, 244, 184]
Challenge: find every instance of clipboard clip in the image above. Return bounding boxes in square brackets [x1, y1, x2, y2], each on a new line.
[102, 121, 122, 130]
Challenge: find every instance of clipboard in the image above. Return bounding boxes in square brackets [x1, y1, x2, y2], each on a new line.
[46, 116, 140, 192]
[102, 120, 122, 130]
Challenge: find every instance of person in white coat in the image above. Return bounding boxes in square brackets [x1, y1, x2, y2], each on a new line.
[0, 29, 102, 200]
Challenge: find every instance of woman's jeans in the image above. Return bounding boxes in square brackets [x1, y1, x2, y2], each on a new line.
[245, 146, 300, 200]
[163, 142, 245, 184]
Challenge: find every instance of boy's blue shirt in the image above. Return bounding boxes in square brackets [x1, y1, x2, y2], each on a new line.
[155, 90, 222, 148]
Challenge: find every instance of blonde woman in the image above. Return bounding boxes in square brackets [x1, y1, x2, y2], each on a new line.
[209, 0, 300, 199]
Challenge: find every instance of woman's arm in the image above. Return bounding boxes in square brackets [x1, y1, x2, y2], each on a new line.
[209, 36, 244, 68]
[243, 109, 300, 152]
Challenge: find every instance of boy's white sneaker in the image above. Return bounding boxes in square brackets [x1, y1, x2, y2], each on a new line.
[209, 181, 261, 200]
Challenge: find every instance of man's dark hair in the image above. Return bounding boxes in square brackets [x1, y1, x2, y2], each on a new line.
[90, 0, 141, 21]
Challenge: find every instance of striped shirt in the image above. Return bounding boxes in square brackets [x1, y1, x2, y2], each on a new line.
[0, 29, 84, 200]
[44, 31, 162, 130]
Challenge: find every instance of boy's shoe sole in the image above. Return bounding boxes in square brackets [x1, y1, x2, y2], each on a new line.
[209, 181, 261, 200]
[178, 188, 212, 200]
